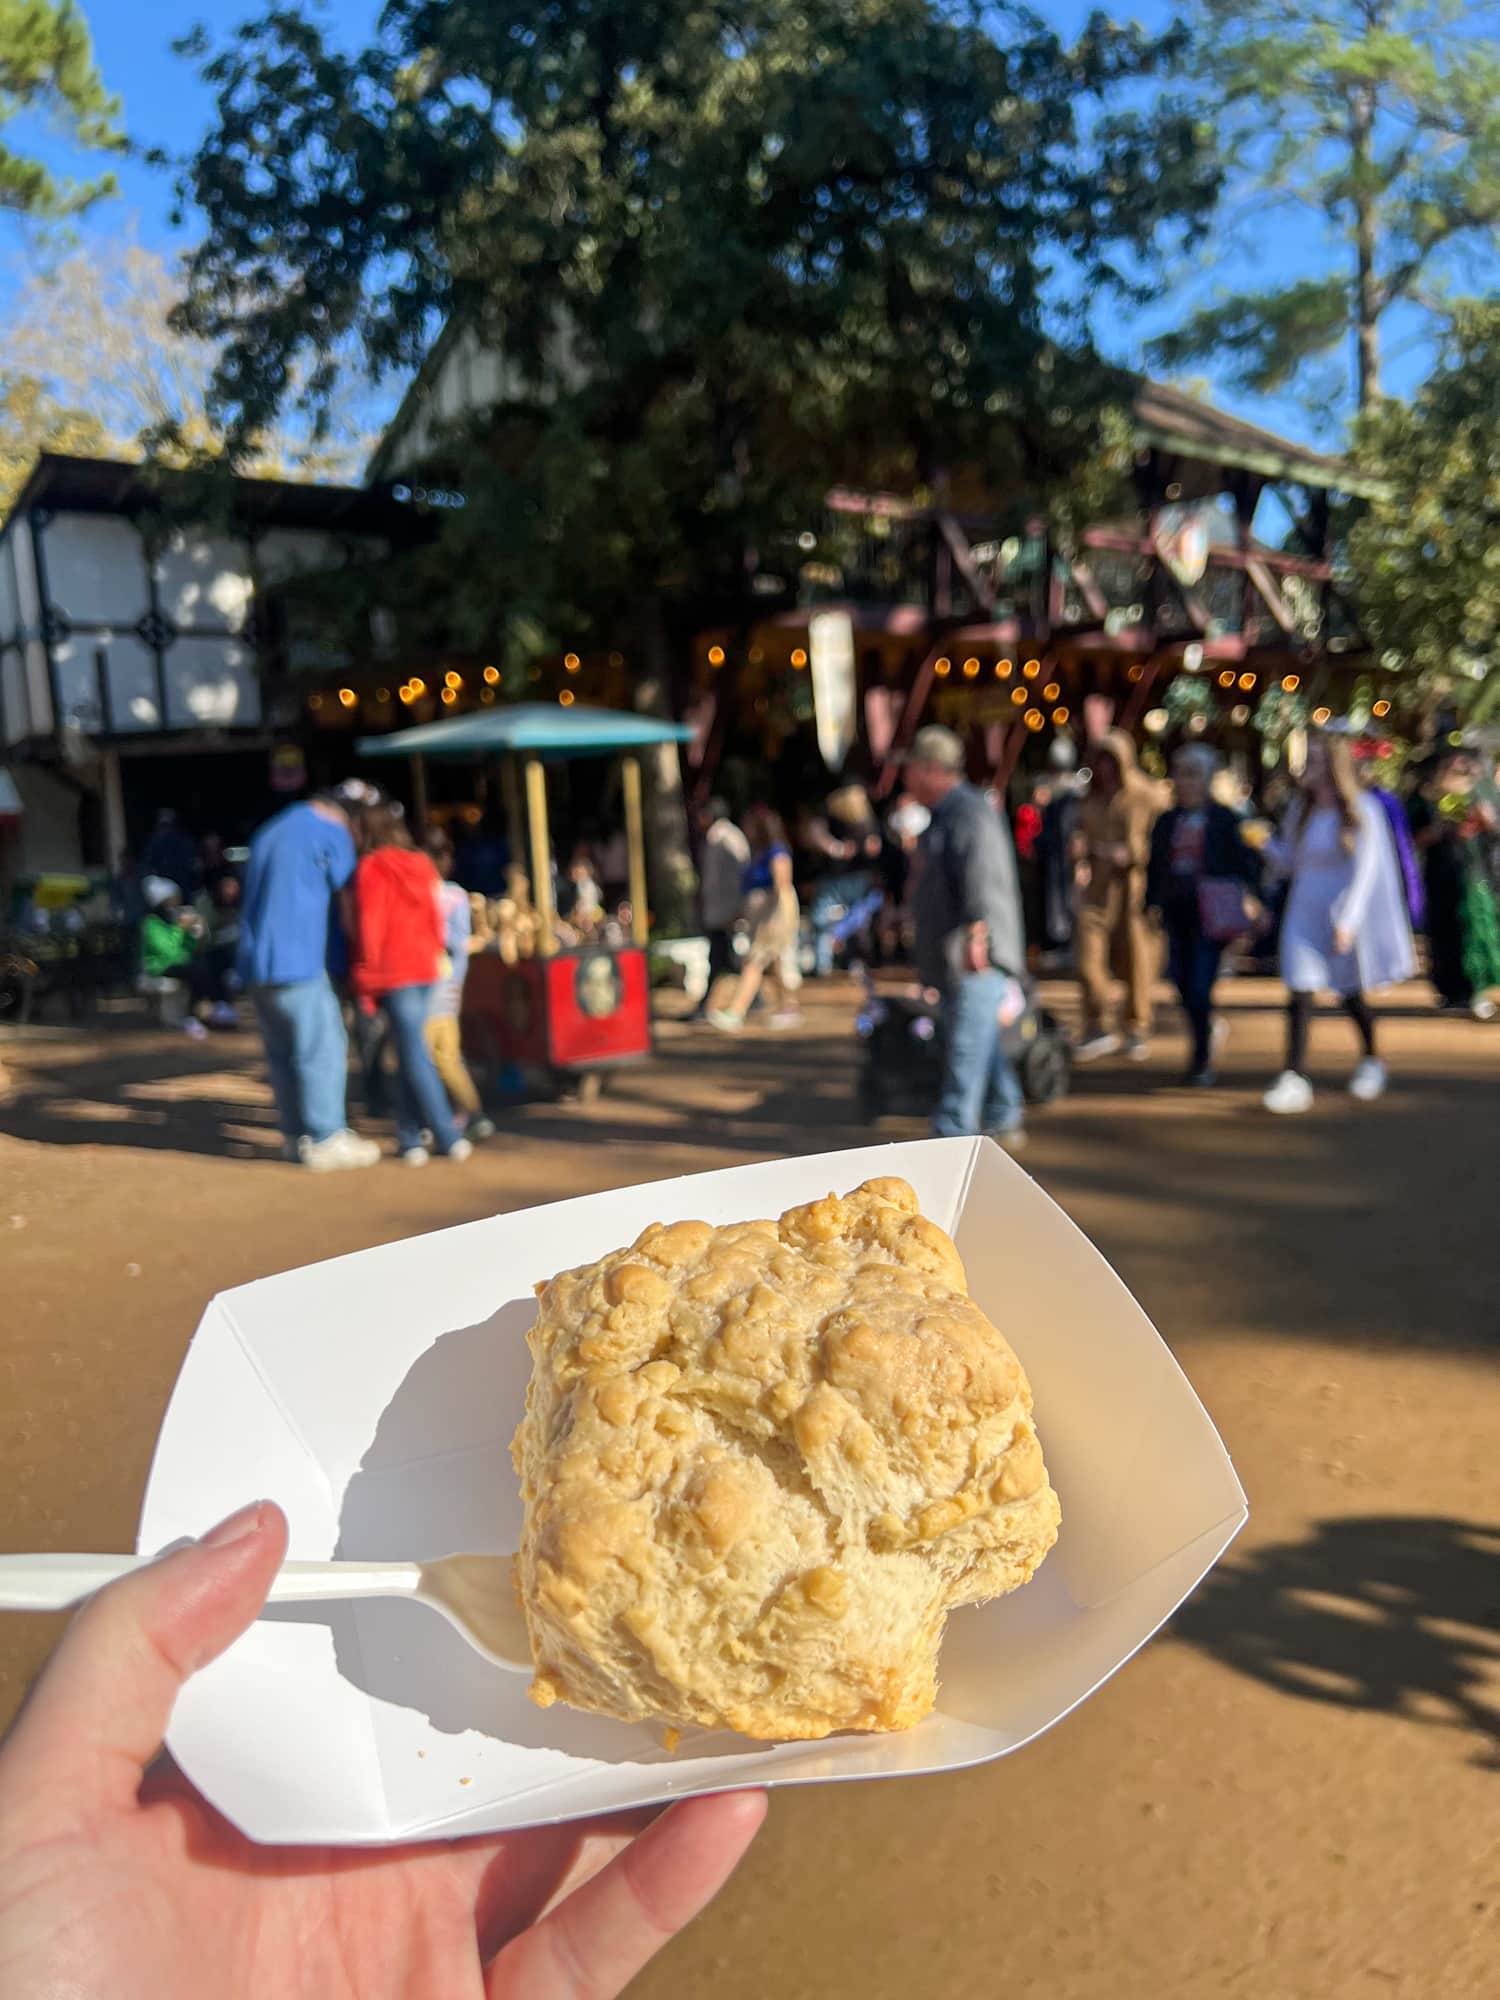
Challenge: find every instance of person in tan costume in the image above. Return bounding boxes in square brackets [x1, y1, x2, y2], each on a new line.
[1074, 726, 1162, 1060]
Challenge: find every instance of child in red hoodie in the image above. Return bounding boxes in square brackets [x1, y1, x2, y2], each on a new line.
[350, 803, 471, 1165]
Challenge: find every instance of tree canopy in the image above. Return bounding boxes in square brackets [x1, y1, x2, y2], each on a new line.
[1149, 0, 1500, 418]
[1346, 300, 1499, 719]
[0, 0, 122, 222]
[173, 0, 1220, 663]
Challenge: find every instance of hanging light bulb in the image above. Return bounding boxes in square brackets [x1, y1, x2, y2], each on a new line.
[559, 689, 576, 707]
[1023, 658, 1041, 680]
[1281, 674, 1300, 692]
[1010, 686, 1028, 706]
[933, 657, 951, 677]
[1052, 706, 1070, 726]
[483, 665, 500, 685]
[962, 657, 981, 678]
[707, 645, 726, 667]
[1042, 682, 1061, 703]
[338, 687, 358, 708]
[564, 653, 581, 672]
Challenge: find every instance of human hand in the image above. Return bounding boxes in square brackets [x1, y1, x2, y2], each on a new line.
[0, 1502, 765, 2000]
[1333, 924, 1354, 957]
[965, 922, 989, 973]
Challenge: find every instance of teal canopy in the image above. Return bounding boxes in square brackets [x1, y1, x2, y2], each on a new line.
[357, 702, 694, 763]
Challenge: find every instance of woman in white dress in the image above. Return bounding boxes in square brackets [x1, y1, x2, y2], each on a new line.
[1263, 731, 1415, 1114]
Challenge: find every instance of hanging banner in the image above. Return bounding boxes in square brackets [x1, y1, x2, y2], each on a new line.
[808, 609, 857, 772]
[1153, 502, 1214, 588]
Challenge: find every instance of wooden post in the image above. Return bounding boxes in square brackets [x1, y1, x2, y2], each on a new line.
[622, 755, 648, 945]
[524, 757, 556, 955]
[409, 752, 429, 834]
[100, 749, 126, 870]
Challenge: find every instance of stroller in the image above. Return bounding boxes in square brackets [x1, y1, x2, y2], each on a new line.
[853, 966, 1071, 1122]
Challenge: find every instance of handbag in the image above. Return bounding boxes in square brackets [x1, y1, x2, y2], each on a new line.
[1197, 876, 1253, 942]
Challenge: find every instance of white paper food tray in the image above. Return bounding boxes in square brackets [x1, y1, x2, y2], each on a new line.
[138, 1138, 1247, 1844]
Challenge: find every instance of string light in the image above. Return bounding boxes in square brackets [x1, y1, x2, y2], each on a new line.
[564, 653, 581, 672]
[559, 689, 576, 707]
[408, 677, 426, 697]
[375, 687, 390, 703]
[1052, 706, 1070, 726]
[707, 645, 726, 667]
[1024, 708, 1045, 732]
[480, 688, 496, 704]
[1281, 674, 1300, 692]
[398, 686, 416, 705]
[996, 658, 1013, 677]
[441, 688, 457, 706]
[1128, 664, 1145, 683]
[962, 657, 981, 678]
[1238, 672, 1257, 691]
[1312, 706, 1332, 725]
[444, 670, 462, 690]
[791, 647, 809, 669]
[1010, 686, 1028, 706]
[483, 665, 499, 685]
[308, 693, 323, 711]
[1042, 681, 1061, 702]
[338, 687, 357, 708]
[1218, 670, 1236, 688]
[1372, 699, 1391, 717]
[933, 656, 951, 677]
[1023, 658, 1041, 680]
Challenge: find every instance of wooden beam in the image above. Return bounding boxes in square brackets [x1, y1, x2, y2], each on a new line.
[622, 755, 648, 946]
[876, 643, 943, 797]
[1118, 657, 1164, 733]
[524, 756, 556, 956]
[937, 514, 997, 615]
[1245, 557, 1297, 634]
[1080, 526, 1332, 583]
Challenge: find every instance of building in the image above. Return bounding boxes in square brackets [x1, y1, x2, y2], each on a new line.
[0, 455, 406, 883]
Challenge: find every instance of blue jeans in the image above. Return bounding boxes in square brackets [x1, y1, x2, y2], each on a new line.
[378, 982, 461, 1155]
[1165, 916, 1222, 1071]
[252, 976, 349, 1147]
[932, 969, 1025, 1138]
[810, 871, 874, 975]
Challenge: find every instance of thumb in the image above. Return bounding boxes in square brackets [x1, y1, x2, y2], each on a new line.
[0, 1499, 287, 1818]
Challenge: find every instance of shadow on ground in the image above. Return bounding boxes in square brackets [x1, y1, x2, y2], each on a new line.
[1173, 1515, 1500, 1766]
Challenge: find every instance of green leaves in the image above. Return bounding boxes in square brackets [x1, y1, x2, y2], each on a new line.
[1346, 301, 1500, 711]
[0, 0, 123, 223]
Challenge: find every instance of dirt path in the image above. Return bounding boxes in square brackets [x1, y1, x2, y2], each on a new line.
[2, 979, 1496, 1998]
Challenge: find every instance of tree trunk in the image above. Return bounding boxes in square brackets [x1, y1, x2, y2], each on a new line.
[1350, 86, 1381, 411]
[630, 596, 698, 935]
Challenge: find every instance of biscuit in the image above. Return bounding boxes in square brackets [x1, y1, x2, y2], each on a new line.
[511, 1177, 1059, 1739]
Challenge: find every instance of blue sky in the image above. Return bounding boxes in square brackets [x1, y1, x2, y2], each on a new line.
[5, 1, 1475, 455]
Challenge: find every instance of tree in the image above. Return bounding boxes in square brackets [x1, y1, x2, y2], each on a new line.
[1149, 0, 1500, 417]
[174, 1, 1221, 911]
[1345, 300, 1499, 719]
[0, 0, 122, 221]
[0, 234, 371, 511]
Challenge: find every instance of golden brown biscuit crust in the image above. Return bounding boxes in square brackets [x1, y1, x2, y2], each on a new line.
[511, 1177, 1059, 1740]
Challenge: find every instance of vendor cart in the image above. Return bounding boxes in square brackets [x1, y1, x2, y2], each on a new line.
[358, 703, 692, 1096]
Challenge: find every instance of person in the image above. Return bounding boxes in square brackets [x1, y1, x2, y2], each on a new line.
[693, 795, 749, 1018]
[0, 1499, 765, 1999]
[1146, 745, 1261, 1086]
[1407, 748, 1500, 1019]
[903, 724, 1027, 1146]
[197, 829, 235, 901]
[424, 827, 495, 1140]
[138, 875, 208, 1038]
[140, 807, 200, 896]
[189, 870, 244, 1028]
[239, 792, 379, 1172]
[1262, 730, 1415, 1115]
[1037, 740, 1082, 965]
[708, 805, 802, 1031]
[804, 783, 883, 975]
[1073, 728, 1161, 1061]
[351, 802, 472, 1167]
[562, 843, 605, 937]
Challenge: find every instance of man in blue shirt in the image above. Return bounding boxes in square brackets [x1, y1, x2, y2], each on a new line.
[239, 794, 379, 1171]
[904, 725, 1027, 1148]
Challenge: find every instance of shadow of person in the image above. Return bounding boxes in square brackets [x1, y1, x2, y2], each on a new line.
[1173, 1515, 1500, 1765]
[265, 1296, 748, 1767]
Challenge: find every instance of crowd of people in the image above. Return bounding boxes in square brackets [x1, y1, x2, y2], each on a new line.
[691, 722, 1499, 1148]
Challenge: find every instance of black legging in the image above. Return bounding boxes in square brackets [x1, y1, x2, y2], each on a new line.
[1286, 990, 1375, 1075]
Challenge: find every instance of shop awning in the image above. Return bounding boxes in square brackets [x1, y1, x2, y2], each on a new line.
[357, 703, 694, 763]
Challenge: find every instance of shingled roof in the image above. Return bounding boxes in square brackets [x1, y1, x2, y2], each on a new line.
[1130, 379, 1381, 497]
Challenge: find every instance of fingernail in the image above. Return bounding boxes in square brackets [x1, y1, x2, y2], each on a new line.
[199, 1500, 270, 1549]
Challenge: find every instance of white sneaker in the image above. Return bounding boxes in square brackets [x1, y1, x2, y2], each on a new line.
[1074, 1032, 1121, 1063]
[1263, 1070, 1314, 1115]
[1211, 1017, 1230, 1057]
[1348, 1057, 1387, 1103]
[1473, 997, 1496, 1022]
[304, 1129, 381, 1171]
[182, 1017, 209, 1040]
[1124, 1034, 1151, 1063]
[445, 1138, 473, 1163]
[401, 1145, 431, 1168]
[707, 1008, 744, 1032]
